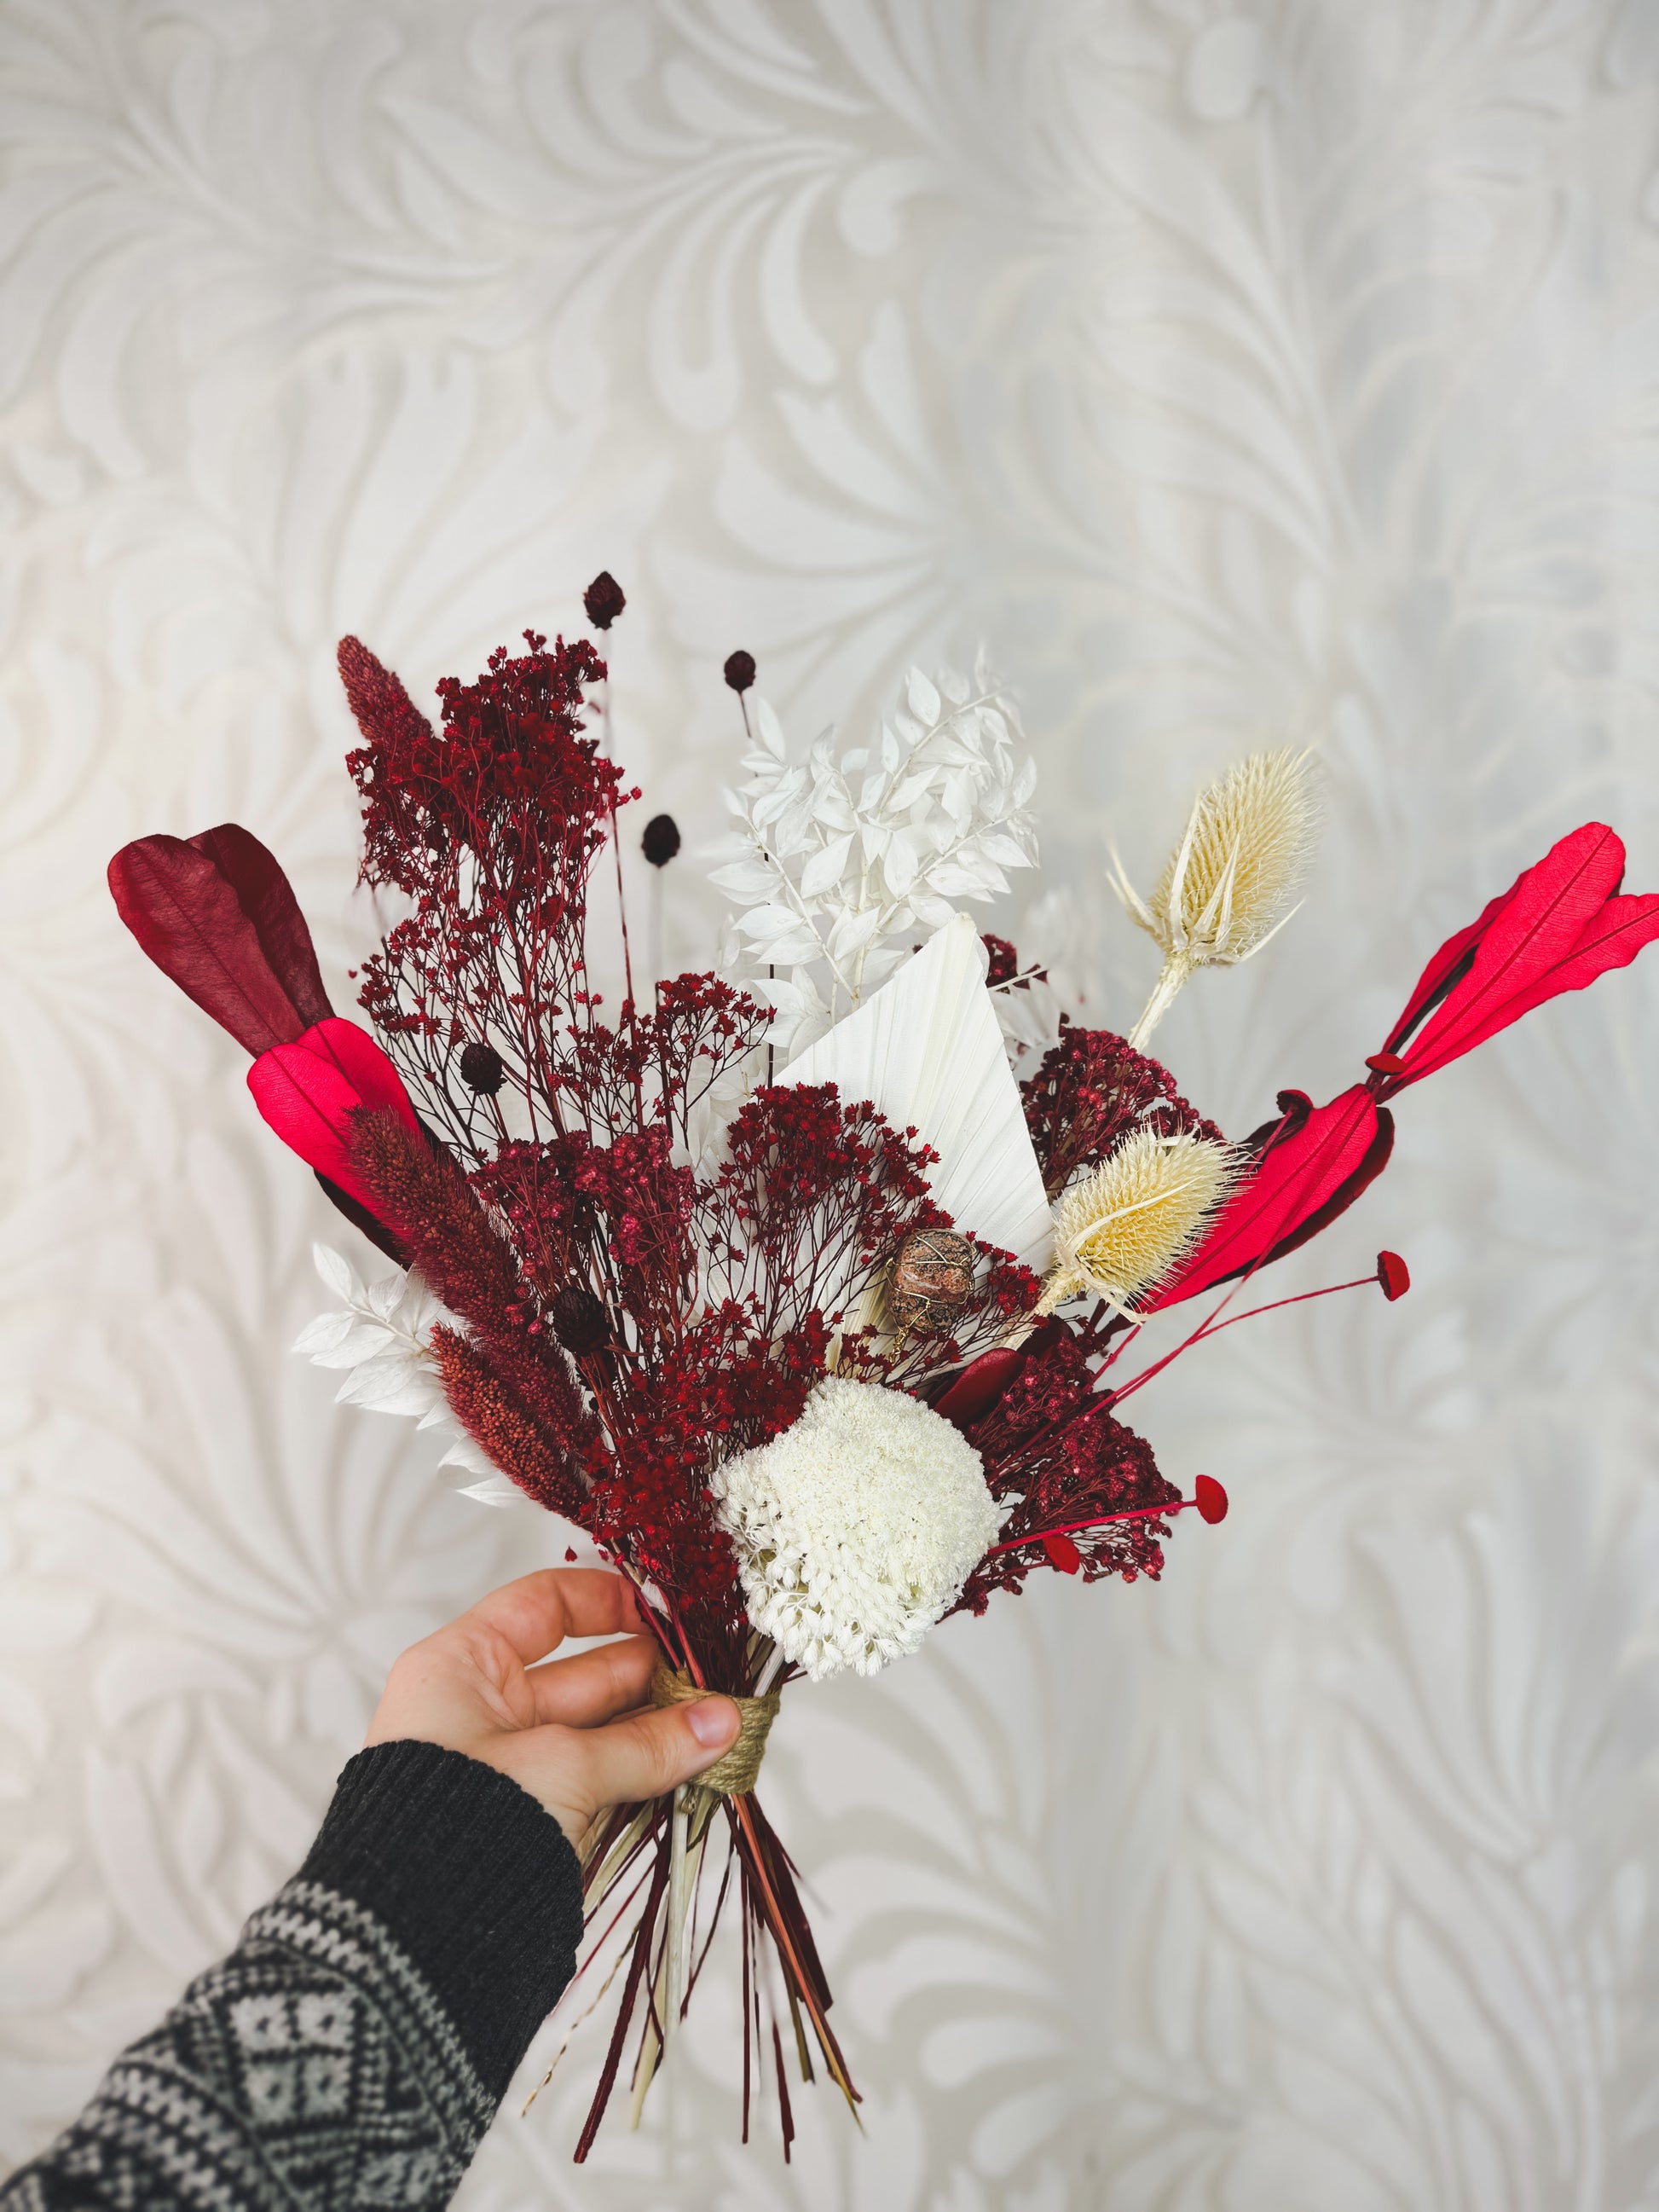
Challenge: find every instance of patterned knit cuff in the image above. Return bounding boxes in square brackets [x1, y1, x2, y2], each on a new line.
[298, 1740, 585, 2099]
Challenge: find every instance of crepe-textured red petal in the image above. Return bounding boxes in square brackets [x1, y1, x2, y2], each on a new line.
[189, 824, 333, 1028]
[109, 835, 303, 1056]
[1394, 824, 1627, 1081]
[247, 1019, 419, 1214]
[1151, 1086, 1382, 1308]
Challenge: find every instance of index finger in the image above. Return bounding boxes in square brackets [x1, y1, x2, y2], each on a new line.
[460, 1568, 648, 1663]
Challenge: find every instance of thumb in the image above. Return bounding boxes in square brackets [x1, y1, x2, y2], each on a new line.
[571, 1693, 742, 1815]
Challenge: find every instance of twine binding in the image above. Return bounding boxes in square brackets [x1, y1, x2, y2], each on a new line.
[650, 1664, 780, 1798]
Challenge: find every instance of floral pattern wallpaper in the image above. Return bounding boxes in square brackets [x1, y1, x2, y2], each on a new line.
[6, 3, 1659, 2205]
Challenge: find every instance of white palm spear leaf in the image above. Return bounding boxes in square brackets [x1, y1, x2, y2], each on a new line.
[1111, 746, 1318, 1050]
[778, 912, 1055, 1279]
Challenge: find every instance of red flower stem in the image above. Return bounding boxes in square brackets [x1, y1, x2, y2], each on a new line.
[1110, 1270, 1375, 1406]
[729, 1793, 859, 2105]
[988, 1500, 1186, 1556]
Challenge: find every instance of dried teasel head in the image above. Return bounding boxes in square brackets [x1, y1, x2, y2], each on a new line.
[1038, 1129, 1238, 1317]
[1111, 746, 1317, 1048]
[885, 1225, 976, 1334]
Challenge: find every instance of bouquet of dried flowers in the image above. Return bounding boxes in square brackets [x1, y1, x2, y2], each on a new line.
[107, 577, 1659, 2155]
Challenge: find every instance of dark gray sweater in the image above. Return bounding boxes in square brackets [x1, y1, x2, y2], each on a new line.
[0, 1741, 586, 2210]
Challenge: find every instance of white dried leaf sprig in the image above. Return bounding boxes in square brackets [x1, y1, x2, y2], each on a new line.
[1111, 746, 1318, 1049]
[294, 1244, 517, 1507]
[711, 657, 1038, 1062]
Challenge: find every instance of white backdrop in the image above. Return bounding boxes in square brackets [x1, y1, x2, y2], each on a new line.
[6, 3, 1659, 2205]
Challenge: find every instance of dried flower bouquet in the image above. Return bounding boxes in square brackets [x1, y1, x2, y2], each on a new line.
[108, 580, 1659, 2156]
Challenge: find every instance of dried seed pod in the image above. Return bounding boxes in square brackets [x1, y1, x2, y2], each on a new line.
[723, 650, 756, 692]
[549, 1284, 610, 1355]
[641, 813, 681, 866]
[887, 1226, 976, 1333]
[583, 571, 626, 630]
[458, 1040, 505, 1095]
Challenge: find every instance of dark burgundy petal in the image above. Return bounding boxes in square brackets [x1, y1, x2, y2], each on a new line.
[108, 834, 303, 1056]
[188, 823, 332, 1028]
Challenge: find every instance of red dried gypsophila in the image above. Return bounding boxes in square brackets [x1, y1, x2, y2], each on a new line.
[951, 1324, 1178, 1614]
[591, 1306, 832, 1667]
[340, 630, 632, 1153]
[697, 1082, 1039, 1381]
[1020, 1017, 1226, 1196]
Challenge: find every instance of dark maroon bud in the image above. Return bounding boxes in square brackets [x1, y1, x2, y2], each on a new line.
[641, 814, 681, 867]
[550, 1284, 610, 1354]
[583, 571, 626, 630]
[459, 1039, 505, 1095]
[723, 650, 756, 693]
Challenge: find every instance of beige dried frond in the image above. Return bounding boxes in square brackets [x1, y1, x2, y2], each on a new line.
[1038, 1129, 1238, 1316]
[1111, 746, 1317, 1047]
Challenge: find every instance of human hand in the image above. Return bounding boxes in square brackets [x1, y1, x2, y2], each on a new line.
[364, 1568, 740, 1847]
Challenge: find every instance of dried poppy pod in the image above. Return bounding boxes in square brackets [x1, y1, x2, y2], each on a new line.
[886, 1225, 975, 1333]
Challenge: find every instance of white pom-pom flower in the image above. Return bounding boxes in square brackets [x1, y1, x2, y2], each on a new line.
[709, 1378, 1000, 1681]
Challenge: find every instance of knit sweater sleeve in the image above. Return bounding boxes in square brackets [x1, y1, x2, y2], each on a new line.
[0, 1741, 585, 2212]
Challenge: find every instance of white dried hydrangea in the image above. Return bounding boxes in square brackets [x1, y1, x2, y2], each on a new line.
[709, 1377, 1001, 1680]
[710, 659, 1038, 1062]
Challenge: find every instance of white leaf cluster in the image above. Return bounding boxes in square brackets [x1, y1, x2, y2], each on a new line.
[293, 1245, 518, 1508]
[711, 658, 1039, 1061]
[709, 1377, 1001, 1680]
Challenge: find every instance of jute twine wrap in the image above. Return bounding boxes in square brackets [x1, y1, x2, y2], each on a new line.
[650, 1665, 780, 1797]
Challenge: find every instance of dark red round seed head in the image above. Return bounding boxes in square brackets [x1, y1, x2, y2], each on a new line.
[583, 571, 626, 629]
[458, 1040, 506, 1095]
[1377, 1250, 1411, 1300]
[723, 650, 756, 693]
[549, 1284, 610, 1354]
[641, 813, 681, 867]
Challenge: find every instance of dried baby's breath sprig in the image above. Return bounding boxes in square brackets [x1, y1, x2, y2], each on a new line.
[1111, 746, 1317, 1048]
[1038, 1129, 1239, 1316]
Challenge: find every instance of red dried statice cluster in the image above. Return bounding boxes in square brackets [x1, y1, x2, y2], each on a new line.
[1020, 1016, 1226, 1196]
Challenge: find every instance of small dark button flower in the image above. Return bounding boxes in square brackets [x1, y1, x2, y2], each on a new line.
[723, 650, 756, 692]
[641, 814, 681, 867]
[583, 572, 626, 630]
[549, 1284, 610, 1354]
[459, 1040, 505, 1095]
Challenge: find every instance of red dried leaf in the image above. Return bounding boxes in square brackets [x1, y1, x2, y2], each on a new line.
[1151, 1086, 1382, 1307]
[188, 823, 332, 1028]
[247, 1018, 419, 1213]
[108, 835, 305, 1056]
[1388, 825, 1659, 1082]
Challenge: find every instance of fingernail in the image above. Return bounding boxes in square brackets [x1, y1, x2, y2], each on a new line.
[686, 1697, 738, 1748]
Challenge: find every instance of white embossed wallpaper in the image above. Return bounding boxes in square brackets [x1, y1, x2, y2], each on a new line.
[7, 3, 1659, 2204]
